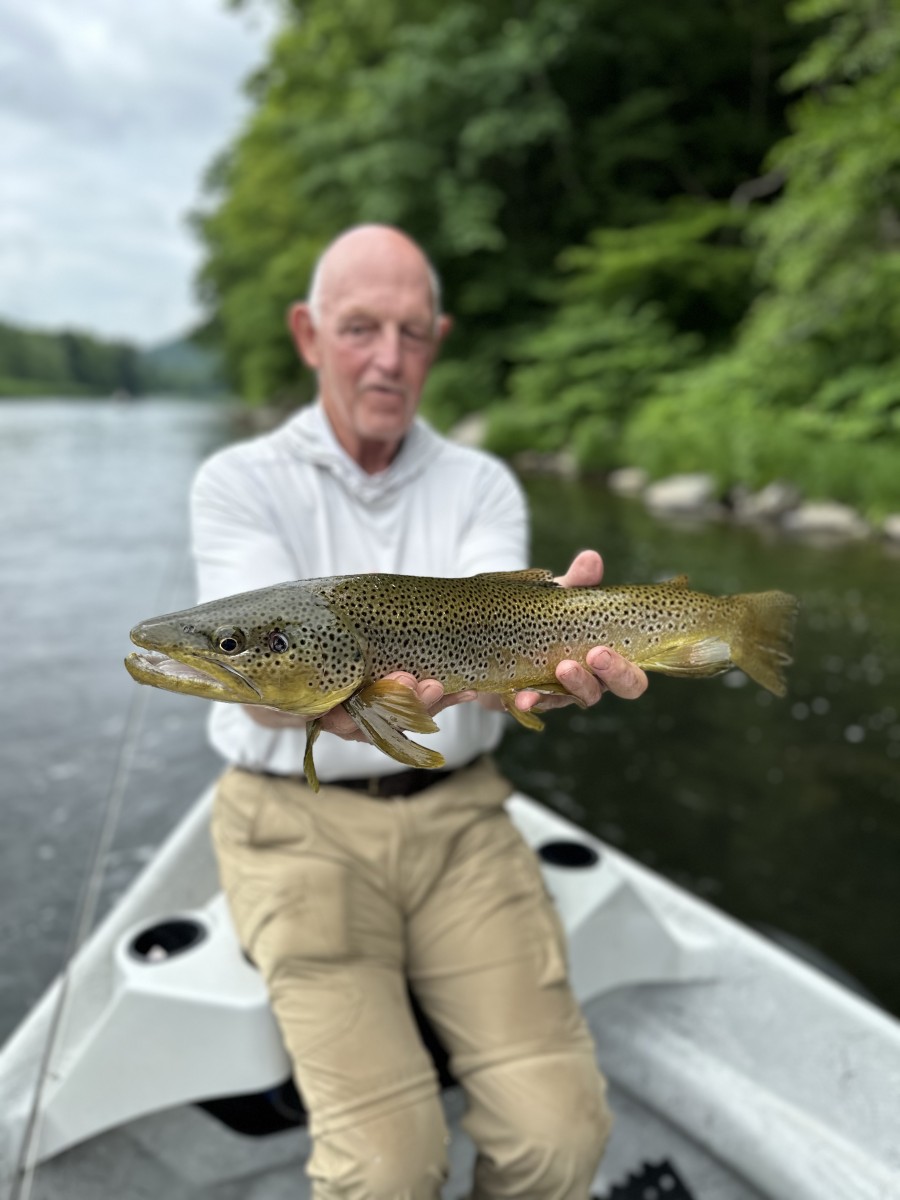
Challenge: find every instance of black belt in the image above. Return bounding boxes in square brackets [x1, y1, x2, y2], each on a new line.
[243, 763, 470, 799]
[332, 766, 459, 798]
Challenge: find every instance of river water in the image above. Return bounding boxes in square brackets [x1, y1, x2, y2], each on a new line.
[1, 398, 898, 1047]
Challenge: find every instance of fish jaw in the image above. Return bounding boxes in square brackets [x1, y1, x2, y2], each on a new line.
[124, 647, 262, 702]
[126, 620, 263, 703]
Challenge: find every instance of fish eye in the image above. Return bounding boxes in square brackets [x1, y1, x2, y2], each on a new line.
[268, 630, 290, 655]
[215, 627, 245, 655]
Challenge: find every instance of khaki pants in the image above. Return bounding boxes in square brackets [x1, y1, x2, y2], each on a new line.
[211, 757, 610, 1199]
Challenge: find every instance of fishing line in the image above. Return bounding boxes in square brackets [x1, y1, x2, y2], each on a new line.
[10, 548, 191, 1200]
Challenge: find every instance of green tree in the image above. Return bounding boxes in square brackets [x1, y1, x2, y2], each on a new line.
[198, 0, 802, 409]
[620, 0, 900, 513]
[486, 201, 755, 468]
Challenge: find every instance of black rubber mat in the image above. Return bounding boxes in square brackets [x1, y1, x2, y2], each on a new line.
[595, 1158, 696, 1200]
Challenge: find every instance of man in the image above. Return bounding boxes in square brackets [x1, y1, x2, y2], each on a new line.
[191, 224, 647, 1199]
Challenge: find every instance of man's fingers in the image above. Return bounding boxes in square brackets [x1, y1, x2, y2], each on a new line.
[384, 673, 477, 717]
[555, 658, 604, 706]
[515, 648, 648, 714]
[554, 549, 604, 589]
[586, 647, 648, 700]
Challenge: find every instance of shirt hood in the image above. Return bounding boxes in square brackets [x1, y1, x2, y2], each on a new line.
[280, 401, 444, 505]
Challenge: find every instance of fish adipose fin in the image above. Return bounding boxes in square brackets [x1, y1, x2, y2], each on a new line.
[344, 680, 446, 772]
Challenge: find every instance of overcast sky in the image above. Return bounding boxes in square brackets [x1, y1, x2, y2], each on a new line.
[0, 0, 273, 347]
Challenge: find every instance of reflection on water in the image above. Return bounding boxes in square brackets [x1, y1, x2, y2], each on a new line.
[1, 401, 898, 1049]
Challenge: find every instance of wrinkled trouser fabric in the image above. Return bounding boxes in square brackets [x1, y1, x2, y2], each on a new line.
[211, 757, 611, 1199]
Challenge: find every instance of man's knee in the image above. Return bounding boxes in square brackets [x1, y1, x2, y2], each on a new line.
[310, 1099, 449, 1200]
[466, 1054, 611, 1197]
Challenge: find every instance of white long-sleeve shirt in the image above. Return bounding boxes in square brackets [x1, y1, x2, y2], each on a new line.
[190, 401, 529, 780]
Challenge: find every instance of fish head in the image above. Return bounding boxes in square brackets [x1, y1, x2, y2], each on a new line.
[125, 581, 366, 717]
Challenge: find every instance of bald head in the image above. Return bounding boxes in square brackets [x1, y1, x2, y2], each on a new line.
[307, 225, 443, 330]
[288, 224, 452, 474]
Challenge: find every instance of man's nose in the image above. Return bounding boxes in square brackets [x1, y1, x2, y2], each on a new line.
[372, 327, 403, 373]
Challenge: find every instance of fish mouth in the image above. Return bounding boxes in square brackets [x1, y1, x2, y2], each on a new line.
[124, 649, 262, 702]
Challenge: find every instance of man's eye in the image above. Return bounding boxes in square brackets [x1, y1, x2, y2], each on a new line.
[402, 327, 431, 348]
[268, 631, 290, 655]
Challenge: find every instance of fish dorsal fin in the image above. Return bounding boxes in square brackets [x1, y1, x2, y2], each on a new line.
[660, 574, 690, 588]
[474, 568, 558, 586]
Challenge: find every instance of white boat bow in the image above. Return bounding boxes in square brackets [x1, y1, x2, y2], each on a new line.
[1, 788, 898, 1199]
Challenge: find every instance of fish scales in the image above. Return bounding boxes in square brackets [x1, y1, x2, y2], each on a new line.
[314, 573, 744, 692]
[125, 568, 798, 790]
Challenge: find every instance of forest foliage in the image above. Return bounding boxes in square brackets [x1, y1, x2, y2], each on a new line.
[0, 321, 145, 398]
[199, 0, 900, 514]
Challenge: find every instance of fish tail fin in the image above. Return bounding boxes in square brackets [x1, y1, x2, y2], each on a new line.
[731, 591, 799, 697]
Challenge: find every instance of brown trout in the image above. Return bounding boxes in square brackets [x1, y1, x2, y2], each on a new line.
[125, 569, 798, 790]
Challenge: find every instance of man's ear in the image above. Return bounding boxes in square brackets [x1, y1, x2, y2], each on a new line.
[436, 314, 453, 345]
[287, 302, 320, 369]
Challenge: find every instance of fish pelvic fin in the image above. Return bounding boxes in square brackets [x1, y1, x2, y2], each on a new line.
[501, 693, 545, 731]
[730, 590, 799, 697]
[303, 719, 323, 792]
[344, 680, 445, 771]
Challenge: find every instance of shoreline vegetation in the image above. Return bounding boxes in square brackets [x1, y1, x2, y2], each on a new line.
[450, 413, 900, 555]
[0, 322, 223, 399]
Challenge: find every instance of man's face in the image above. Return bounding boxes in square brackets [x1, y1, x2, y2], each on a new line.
[291, 243, 450, 463]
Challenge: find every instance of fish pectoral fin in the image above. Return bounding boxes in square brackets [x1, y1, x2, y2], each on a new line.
[303, 718, 323, 793]
[637, 636, 734, 678]
[359, 680, 440, 733]
[344, 681, 445, 770]
[501, 693, 545, 731]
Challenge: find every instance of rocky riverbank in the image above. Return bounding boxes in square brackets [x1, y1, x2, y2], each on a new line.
[606, 467, 900, 547]
[448, 413, 900, 548]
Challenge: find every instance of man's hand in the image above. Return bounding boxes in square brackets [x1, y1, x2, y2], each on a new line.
[514, 549, 648, 714]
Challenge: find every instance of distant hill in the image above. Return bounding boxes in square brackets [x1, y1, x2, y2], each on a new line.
[0, 319, 227, 398]
[140, 335, 225, 395]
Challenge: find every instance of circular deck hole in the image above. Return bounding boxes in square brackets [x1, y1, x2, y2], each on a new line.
[129, 917, 207, 963]
[537, 839, 600, 869]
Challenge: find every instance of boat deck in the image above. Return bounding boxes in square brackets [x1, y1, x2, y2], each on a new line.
[4, 793, 899, 1200]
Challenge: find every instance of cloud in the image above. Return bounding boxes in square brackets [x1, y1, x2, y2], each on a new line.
[0, 0, 272, 345]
